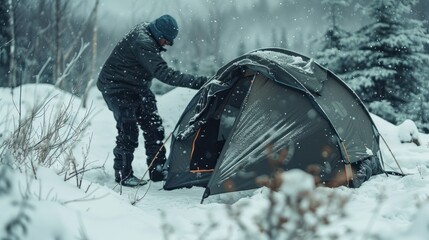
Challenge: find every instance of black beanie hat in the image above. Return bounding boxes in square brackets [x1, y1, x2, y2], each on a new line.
[148, 15, 178, 45]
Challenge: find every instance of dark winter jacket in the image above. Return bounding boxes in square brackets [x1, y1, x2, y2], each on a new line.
[97, 23, 208, 95]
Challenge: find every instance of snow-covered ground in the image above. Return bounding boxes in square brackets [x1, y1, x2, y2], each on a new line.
[1, 84, 429, 240]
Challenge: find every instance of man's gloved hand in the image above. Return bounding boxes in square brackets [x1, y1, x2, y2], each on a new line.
[195, 76, 210, 89]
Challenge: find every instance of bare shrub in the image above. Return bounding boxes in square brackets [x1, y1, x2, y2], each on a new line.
[0, 87, 95, 190]
[1, 97, 91, 167]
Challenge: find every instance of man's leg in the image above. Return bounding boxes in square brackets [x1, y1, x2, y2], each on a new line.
[102, 93, 146, 186]
[112, 106, 138, 181]
[137, 90, 167, 182]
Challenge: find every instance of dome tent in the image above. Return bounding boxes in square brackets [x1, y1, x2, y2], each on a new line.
[163, 48, 384, 200]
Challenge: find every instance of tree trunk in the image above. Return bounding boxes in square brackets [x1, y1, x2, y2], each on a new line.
[8, 0, 16, 89]
[90, 0, 99, 84]
[82, 0, 99, 108]
[54, 0, 61, 85]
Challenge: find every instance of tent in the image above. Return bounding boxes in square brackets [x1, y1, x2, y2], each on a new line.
[163, 48, 384, 200]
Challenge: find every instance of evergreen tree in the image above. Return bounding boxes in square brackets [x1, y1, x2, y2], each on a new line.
[341, 0, 429, 124]
[315, 0, 351, 73]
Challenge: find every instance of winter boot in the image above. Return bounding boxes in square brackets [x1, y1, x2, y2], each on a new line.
[149, 161, 167, 182]
[147, 146, 168, 182]
[113, 150, 146, 187]
[115, 171, 148, 187]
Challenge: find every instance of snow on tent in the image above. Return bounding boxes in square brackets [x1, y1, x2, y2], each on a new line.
[163, 48, 384, 200]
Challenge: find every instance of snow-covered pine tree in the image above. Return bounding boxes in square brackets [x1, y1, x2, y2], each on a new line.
[340, 0, 429, 124]
[315, 0, 351, 73]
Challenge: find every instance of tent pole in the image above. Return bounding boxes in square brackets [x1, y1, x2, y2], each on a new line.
[130, 131, 174, 204]
[375, 129, 389, 177]
[144, 131, 174, 178]
[200, 188, 210, 204]
[341, 142, 354, 186]
[378, 133, 405, 175]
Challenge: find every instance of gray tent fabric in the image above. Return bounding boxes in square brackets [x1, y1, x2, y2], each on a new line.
[207, 75, 342, 195]
[313, 73, 379, 164]
[163, 48, 384, 199]
[249, 51, 328, 93]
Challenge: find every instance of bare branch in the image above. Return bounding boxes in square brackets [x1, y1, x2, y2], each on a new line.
[63, 1, 99, 61]
[35, 57, 52, 84]
[55, 40, 90, 88]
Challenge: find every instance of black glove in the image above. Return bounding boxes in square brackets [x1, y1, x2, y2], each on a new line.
[194, 76, 210, 89]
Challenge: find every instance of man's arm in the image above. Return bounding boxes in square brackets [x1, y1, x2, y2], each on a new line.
[136, 43, 208, 90]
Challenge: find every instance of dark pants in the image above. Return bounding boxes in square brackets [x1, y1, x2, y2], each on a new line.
[102, 89, 166, 179]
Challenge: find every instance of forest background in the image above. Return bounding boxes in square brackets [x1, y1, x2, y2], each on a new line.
[1, 0, 428, 130]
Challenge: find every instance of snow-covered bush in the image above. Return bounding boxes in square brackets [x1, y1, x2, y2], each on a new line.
[398, 119, 420, 146]
[207, 170, 350, 240]
[254, 170, 349, 239]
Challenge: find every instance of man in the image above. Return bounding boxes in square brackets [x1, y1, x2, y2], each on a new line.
[97, 15, 208, 187]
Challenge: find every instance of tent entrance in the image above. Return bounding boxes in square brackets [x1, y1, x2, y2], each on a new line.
[189, 75, 254, 173]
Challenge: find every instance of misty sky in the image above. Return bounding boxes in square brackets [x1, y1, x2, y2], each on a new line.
[93, 0, 338, 60]
[85, 0, 427, 65]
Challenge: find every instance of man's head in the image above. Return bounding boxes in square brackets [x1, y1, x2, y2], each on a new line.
[148, 15, 178, 46]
